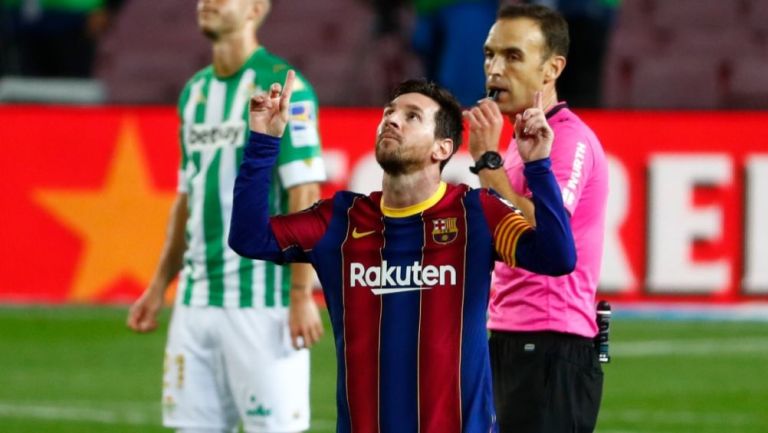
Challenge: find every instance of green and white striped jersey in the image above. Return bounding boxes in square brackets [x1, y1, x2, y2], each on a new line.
[176, 47, 325, 308]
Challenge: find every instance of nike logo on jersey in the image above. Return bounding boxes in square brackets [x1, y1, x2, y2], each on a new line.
[351, 227, 376, 239]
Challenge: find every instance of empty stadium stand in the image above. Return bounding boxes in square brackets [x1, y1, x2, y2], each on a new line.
[91, 0, 768, 109]
[603, 0, 768, 109]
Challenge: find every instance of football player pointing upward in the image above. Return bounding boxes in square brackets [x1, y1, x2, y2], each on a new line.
[229, 72, 576, 433]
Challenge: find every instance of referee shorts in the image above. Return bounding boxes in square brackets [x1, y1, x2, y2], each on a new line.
[489, 331, 603, 433]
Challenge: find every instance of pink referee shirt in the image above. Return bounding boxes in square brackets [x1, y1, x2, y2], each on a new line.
[488, 103, 608, 338]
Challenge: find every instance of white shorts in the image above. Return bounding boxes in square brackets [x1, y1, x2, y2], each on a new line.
[162, 305, 310, 433]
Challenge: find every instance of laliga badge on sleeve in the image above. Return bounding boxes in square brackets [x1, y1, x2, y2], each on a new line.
[288, 101, 319, 147]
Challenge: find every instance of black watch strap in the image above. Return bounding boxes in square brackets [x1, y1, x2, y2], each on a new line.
[470, 151, 503, 174]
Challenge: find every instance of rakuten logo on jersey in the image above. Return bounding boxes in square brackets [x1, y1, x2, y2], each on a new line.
[185, 120, 247, 151]
[350, 261, 457, 295]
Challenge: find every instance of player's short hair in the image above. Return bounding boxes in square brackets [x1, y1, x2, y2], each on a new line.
[498, 3, 569, 60]
[390, 79, 464, 171]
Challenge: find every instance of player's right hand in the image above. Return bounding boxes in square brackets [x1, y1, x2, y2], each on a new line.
[249, 69, 295, 138]
[127, 286, 164, 333]
[463, 98, 504, 160]
[288, 292, 324, 350]
[514, 91, 553, 162]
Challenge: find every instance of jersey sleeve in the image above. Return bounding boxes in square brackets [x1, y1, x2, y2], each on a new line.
[482, 158, 577, 276]
[276, 71, 326, 189]
[549, 125, 595, 214]
[480, 189, 532, 267]
[230, 133, 294, 263]
[230, 132, 333, 264]
[270, 199, 334, 263]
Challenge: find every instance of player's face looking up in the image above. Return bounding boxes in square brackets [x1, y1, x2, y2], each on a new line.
[197, 0, 267, 40]
[375, 93, 447, 175]
[484, 18, 562, 115]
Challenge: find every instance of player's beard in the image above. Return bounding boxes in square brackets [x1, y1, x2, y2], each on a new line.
[198, 12, 232, 41]
[198, 17, 222, 40]
[376, 138, 421, 175]
[201, 28, 218, 40]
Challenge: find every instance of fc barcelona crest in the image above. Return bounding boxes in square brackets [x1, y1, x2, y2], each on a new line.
[432, 217, 458, 244]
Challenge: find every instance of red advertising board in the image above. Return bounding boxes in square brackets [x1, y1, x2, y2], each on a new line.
[0, 106, 766, 304]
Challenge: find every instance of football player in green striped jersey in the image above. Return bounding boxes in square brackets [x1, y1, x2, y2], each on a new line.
[127, 1, 325, 432]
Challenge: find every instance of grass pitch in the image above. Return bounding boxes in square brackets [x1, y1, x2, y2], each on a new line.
[0, 306, 766, 433]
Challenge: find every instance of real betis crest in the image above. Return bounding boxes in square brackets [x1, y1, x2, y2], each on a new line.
[432, 217, 458, 244]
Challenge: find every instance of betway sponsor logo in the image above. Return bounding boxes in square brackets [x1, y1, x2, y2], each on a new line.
[562, 141, 587, 207]
[350, 261, 457, 295]
[185, 120, 247, 151]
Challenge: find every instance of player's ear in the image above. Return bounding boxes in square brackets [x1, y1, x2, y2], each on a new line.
[543, 55, 566, 85]
[433, 138, 454, 164]
[250, 0, 270, 23]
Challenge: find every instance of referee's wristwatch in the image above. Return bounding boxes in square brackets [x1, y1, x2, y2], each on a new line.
[470, 151, 503, 174]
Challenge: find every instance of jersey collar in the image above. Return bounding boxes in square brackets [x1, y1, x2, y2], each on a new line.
[381, 181, 447, 218]
[546, 102, 569, 119]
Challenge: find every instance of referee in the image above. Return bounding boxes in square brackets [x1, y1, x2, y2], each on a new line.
[464, 4, 609, 432]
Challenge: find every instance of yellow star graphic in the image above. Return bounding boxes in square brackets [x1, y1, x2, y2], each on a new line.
[35, 119, 176, 302]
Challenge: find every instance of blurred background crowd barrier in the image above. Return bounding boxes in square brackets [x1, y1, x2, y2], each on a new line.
[1, 106, 766, 304]
[1, 0, 767, 108]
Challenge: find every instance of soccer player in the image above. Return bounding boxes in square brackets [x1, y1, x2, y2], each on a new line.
[228, 72, 576, 433]
[464, 4, 609, 433]
[126, 1, 325, 432]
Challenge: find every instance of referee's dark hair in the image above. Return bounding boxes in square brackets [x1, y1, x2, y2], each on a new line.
[390, 79, 464, 171]
[498, 3, 570, 60]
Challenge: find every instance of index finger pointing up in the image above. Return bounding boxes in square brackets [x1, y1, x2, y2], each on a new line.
[280, 69, 296, 109]
[533, 90, 543, 110]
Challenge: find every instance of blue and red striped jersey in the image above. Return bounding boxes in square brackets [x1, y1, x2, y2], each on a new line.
[229, 132, 577, 433]
[271, 183, 527, 433]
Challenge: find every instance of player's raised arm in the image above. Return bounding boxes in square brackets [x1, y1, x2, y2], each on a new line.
[489, 92, 576, 276]
[228, 73, 295, 262]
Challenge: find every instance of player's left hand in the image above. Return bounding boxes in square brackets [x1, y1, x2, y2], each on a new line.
[249, 69, 295, 137]
[514, 91, 554, 162]
[288, 290, 324, 350]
